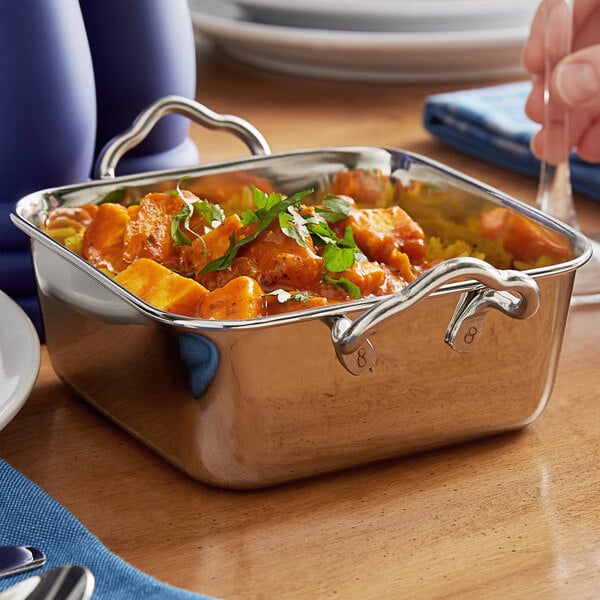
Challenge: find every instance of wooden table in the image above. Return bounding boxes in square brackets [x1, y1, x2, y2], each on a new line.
[2, 46, 600, 599]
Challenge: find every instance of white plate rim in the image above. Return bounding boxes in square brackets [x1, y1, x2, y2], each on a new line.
[189, 0, 530, 82]
[191, 2, 529, 49]
[0, 291, 41, 432]
[235, 0, 539, 23]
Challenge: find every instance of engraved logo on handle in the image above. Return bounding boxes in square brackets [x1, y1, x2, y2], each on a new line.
[338, 340, 377, 375]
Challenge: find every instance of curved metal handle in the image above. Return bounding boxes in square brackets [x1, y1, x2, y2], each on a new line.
[94, 95, 271, 179]
[329, 256, 540, 375]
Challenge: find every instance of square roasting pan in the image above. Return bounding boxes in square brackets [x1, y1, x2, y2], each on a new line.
[12, 97, 591, 489]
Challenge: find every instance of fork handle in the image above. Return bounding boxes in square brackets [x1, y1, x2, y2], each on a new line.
[535, 0, 579, 228]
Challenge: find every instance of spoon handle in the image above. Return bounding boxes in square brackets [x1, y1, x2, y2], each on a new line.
[535, 0, 579, 228]
[0, 546, 46, 579]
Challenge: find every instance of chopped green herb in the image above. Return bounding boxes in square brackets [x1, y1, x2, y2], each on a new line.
[266, 289, 311, 304]
[304, 218, 340, 247]
[201, 187, 314, 273]
[252, 186, 284, 212]
[315, 194, 352, 223]
[324, 274, 361, 299]
[171, 204, 195, 246]
[98, 187, 140, 206]
[168, 178, 226, 247]
[241, 209, 259, 225]
[278, 208, 310, 248]
[322, 244, 356, 273]
[193, 199, 225, 229]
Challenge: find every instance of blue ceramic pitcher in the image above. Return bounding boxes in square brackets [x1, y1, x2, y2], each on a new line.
[0, 0, 97, 337]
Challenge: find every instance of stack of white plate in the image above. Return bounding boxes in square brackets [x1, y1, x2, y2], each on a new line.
[188, 0, 540, 82]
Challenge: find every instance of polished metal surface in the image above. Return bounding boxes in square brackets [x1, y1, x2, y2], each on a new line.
[94, 95, 271, 179]
[0, 565, 94, 600]
[12, 143, 591, 488]
[329, 256, 541, 374]
[0, 547, 45, 580]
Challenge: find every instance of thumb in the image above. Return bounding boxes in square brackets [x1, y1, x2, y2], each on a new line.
[553, 45, 600, 107]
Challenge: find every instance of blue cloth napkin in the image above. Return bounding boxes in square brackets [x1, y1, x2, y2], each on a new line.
[0, 460, 216, 599]
[423, 81, 600, 201]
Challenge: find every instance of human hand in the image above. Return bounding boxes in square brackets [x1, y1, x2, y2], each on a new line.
[522, 0, 600, 164]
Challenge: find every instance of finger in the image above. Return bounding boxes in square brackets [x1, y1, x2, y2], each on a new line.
[530, 110, 594, 162]
[524, 75, 545, 124]
[571, 0, 600, 51]
[522, 0, 599, 74]
[553, 45, 600, 107]
[574, 116, 600, 162]
[522, 0, 546, 74]
[530, 126, 570, 164]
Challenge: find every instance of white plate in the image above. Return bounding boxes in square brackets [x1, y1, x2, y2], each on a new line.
[0, 291, 40, 432]
[236, 0, 539, 33]
[190, 0, 531, 82]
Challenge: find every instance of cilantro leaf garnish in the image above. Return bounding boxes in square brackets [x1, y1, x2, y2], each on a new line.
[169, 178, 226, 247]
[171, 204, 195, 247]
[315, 194, 351, 223]
[194, 199, 225, 229]
[323, 274, 361, 299]
[322, 244, 356, 273]
[241, 209, 259, 225]
[266, 289, 311, 304]
[304, 219, 340, 247]
[253, 186, 284, 212]
[99, 187, 129, 205]
[319, 226, 366, 273]
[193, 185, 365, 297]
[279, 208, 310, 248]
[201, 187, 314, 273]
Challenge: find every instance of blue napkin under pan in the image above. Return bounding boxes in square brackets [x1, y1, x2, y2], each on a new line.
[0, 460, 215, 600]
[423, 81, 600, 201]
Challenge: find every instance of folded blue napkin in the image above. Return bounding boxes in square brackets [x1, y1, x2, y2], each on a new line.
[0, 460, 216, 600]
[423, 81, 600, 201]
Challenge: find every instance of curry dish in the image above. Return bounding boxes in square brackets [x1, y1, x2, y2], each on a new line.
[41, 169, 571, 320]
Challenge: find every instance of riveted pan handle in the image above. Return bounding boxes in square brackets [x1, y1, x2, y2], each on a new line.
[94, 95, 271, 179]
[329, 256, 540, 375]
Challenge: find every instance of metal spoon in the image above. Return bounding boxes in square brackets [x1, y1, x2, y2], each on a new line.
[535, 0, 600, 304]
[0, 565, 94, 600]
[0, 547, 46, 580]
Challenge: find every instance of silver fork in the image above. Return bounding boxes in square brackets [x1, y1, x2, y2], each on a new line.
[536, 0, 577, 225]
[536, 0, 600, 304]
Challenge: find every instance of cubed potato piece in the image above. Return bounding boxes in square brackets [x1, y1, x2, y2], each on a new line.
[198, 276, 265, 320]
[82, 202, 130, 273]
[114, 257, 208, 316]
[344, 205, 425, 279]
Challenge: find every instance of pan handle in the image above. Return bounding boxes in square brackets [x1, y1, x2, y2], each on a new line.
[328, 256, 540, 375]
[94, 95, 271, 179]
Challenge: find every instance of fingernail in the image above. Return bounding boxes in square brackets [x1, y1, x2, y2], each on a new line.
[555, 61, 600, 105]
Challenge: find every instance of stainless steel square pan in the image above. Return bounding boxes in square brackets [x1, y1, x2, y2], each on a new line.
[12, 97, 591, 489]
